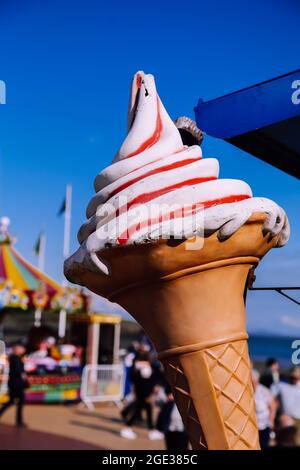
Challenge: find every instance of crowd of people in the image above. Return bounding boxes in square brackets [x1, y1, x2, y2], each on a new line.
[120, 340, 189, 449]
[120, 339, 300, 450]
[253, 358, 300, 448]
[1, 336, 300, 450]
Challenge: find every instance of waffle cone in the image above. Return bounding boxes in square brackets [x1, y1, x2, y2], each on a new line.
[66, 213, 280, 450]
[162, 339, 259, 449]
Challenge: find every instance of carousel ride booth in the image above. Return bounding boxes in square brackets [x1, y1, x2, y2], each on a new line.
[67, 313, 121, 366]
[0, 218, 121, 404]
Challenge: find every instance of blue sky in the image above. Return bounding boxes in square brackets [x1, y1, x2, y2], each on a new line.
[0, 0, 299, 334]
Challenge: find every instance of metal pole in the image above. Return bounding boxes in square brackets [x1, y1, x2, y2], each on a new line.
[34, 308, 42, 327]
[58, 309, 67, 338]
[38, 232, 46, 272]
[63, 185, 72, 260]
[249, 287, 300, 306]
[113, 323, 121, 364]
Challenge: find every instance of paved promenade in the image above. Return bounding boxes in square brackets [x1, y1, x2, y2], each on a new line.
[0, 404, 165, 451]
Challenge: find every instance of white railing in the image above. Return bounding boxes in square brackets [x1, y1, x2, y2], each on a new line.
[0, 364, 8, 398]
[0, 341, 7, 398]
[80, 364, 124, 410]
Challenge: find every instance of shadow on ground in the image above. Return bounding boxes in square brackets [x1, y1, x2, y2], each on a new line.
[70, 419, 121, 437]
[0, 423, 103, 450]
[75, 408, 122, 424]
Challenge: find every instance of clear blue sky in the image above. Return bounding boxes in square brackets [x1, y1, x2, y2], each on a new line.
[0, 0, 299, 334]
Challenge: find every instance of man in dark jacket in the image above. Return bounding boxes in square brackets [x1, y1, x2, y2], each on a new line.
[120, 352, 163, 440]
[157, 384, 189, 450]
[0, 342, 27, 427]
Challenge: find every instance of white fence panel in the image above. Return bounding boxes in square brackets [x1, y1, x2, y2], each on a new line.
[0, 364, 8, 398]
[80, 364, 124, 409]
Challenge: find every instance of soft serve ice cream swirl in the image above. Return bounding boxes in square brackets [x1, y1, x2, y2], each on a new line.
[68, 71, 289, 275]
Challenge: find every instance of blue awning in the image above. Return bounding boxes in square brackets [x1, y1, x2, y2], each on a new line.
[194, 70, 300, 178]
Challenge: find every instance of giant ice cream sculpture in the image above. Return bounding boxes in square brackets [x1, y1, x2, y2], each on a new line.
[65, 72, 289, 450]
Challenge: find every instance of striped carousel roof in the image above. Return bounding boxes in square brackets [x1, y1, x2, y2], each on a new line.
[0, 218, 61, 296]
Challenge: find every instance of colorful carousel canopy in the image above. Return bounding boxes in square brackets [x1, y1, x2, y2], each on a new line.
[0, 217, 60, 297]
[0, 217, 87, 314]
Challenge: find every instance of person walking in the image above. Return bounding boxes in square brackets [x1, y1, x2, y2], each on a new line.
[120, 351, 163, 440]
[271, 367, 300, 445]
[0, 342, 27, 427]
[157, 385, 189, 451]
[252, 369, 276, 449]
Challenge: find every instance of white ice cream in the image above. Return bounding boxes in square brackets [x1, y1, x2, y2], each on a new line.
[65, 71, 290, 276]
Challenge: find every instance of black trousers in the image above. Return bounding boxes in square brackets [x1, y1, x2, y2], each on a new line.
[0, 388, 25, 426]
[259, 427, 270, 449]
[165, 431, 189, 451]
[126, 398, 153, 429]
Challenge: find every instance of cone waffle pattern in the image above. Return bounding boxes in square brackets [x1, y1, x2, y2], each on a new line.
[163, 355, 208, 450]
[163, 340, 260, 450]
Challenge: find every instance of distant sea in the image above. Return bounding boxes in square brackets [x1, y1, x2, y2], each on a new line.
[248, 334, 297, 368]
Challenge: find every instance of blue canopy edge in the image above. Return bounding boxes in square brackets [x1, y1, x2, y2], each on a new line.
[194, 70, 300, 179]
